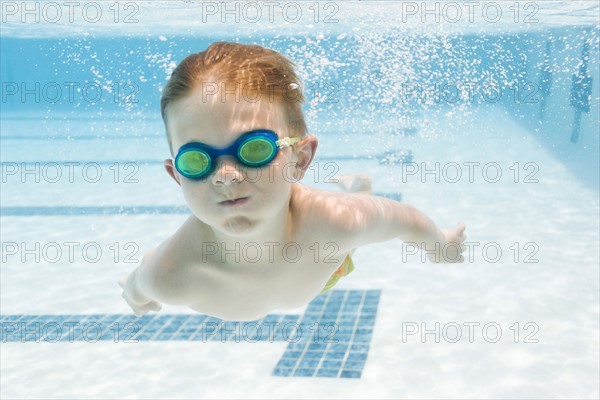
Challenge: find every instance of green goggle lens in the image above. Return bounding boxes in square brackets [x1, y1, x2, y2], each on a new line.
[174, 130, 292, 179]
[178, 150, 211, 176]
[238, 138, 277, 165]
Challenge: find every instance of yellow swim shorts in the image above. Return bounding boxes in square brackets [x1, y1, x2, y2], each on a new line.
[320, 254, 356, 294]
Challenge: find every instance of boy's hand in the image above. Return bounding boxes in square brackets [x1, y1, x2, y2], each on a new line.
[428, 223, 467, 263]
[118, 277, 162, 316]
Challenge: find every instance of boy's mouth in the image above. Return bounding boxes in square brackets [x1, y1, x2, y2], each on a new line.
[219, 197, 250, 206]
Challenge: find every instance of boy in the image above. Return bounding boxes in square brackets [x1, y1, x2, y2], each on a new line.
[118, 42, 467, 321]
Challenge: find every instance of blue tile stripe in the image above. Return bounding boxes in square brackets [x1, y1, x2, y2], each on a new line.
[0, 206, 191, 216]
[0, 195, 399, 216]
[1, 289, 380, 379]
[1, 151, 412, 164]
[274, 289, 380, 379]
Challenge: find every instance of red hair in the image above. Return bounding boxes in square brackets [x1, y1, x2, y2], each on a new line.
[160, 42, 307, 155]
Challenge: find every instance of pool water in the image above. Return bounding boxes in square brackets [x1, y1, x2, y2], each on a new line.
[1, 1, 599, 398]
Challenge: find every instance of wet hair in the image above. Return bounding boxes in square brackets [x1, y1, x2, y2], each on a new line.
[160, 41, 307, 156]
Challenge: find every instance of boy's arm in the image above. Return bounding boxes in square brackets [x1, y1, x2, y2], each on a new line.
[118, 250, 163, 316]
[326, 193, 466, 263]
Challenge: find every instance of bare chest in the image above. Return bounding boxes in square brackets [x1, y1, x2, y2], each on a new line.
[185, 243, 346, 319]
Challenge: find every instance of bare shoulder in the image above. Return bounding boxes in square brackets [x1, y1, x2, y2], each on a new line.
[292, 183, 381, 221]
[291, 183, 383, 251]
[140, 217, 210, 305]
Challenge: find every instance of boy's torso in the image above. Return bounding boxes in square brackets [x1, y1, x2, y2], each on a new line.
[148, 184, 353, 321]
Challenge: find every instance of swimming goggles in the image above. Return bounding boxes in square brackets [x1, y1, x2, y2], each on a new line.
[174, 129, 302, 180]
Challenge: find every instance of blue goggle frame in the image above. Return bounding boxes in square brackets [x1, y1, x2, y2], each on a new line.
[174, 129, 301, 180]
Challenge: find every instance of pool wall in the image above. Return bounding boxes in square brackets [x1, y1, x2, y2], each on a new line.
[1, 28, 598, 190]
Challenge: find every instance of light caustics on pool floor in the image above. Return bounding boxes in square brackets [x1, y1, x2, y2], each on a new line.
[1, 289, 380, 379]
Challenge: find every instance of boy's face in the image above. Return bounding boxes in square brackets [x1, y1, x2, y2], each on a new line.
[163, 87, 317, 237]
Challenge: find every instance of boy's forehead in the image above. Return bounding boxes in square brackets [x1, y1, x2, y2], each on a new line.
[169, 94, 286, 149]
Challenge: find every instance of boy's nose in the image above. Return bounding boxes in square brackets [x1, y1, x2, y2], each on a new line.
[212, 156, 245, 185]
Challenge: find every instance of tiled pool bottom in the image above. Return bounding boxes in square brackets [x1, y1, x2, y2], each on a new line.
[1, 289, 380, 379]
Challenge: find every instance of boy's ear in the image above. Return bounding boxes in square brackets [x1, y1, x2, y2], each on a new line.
[164, 159, 181, 186]
[293, 134, 318, 180]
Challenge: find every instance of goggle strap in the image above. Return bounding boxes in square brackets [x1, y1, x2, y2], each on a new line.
[276, 136, 302, 148]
